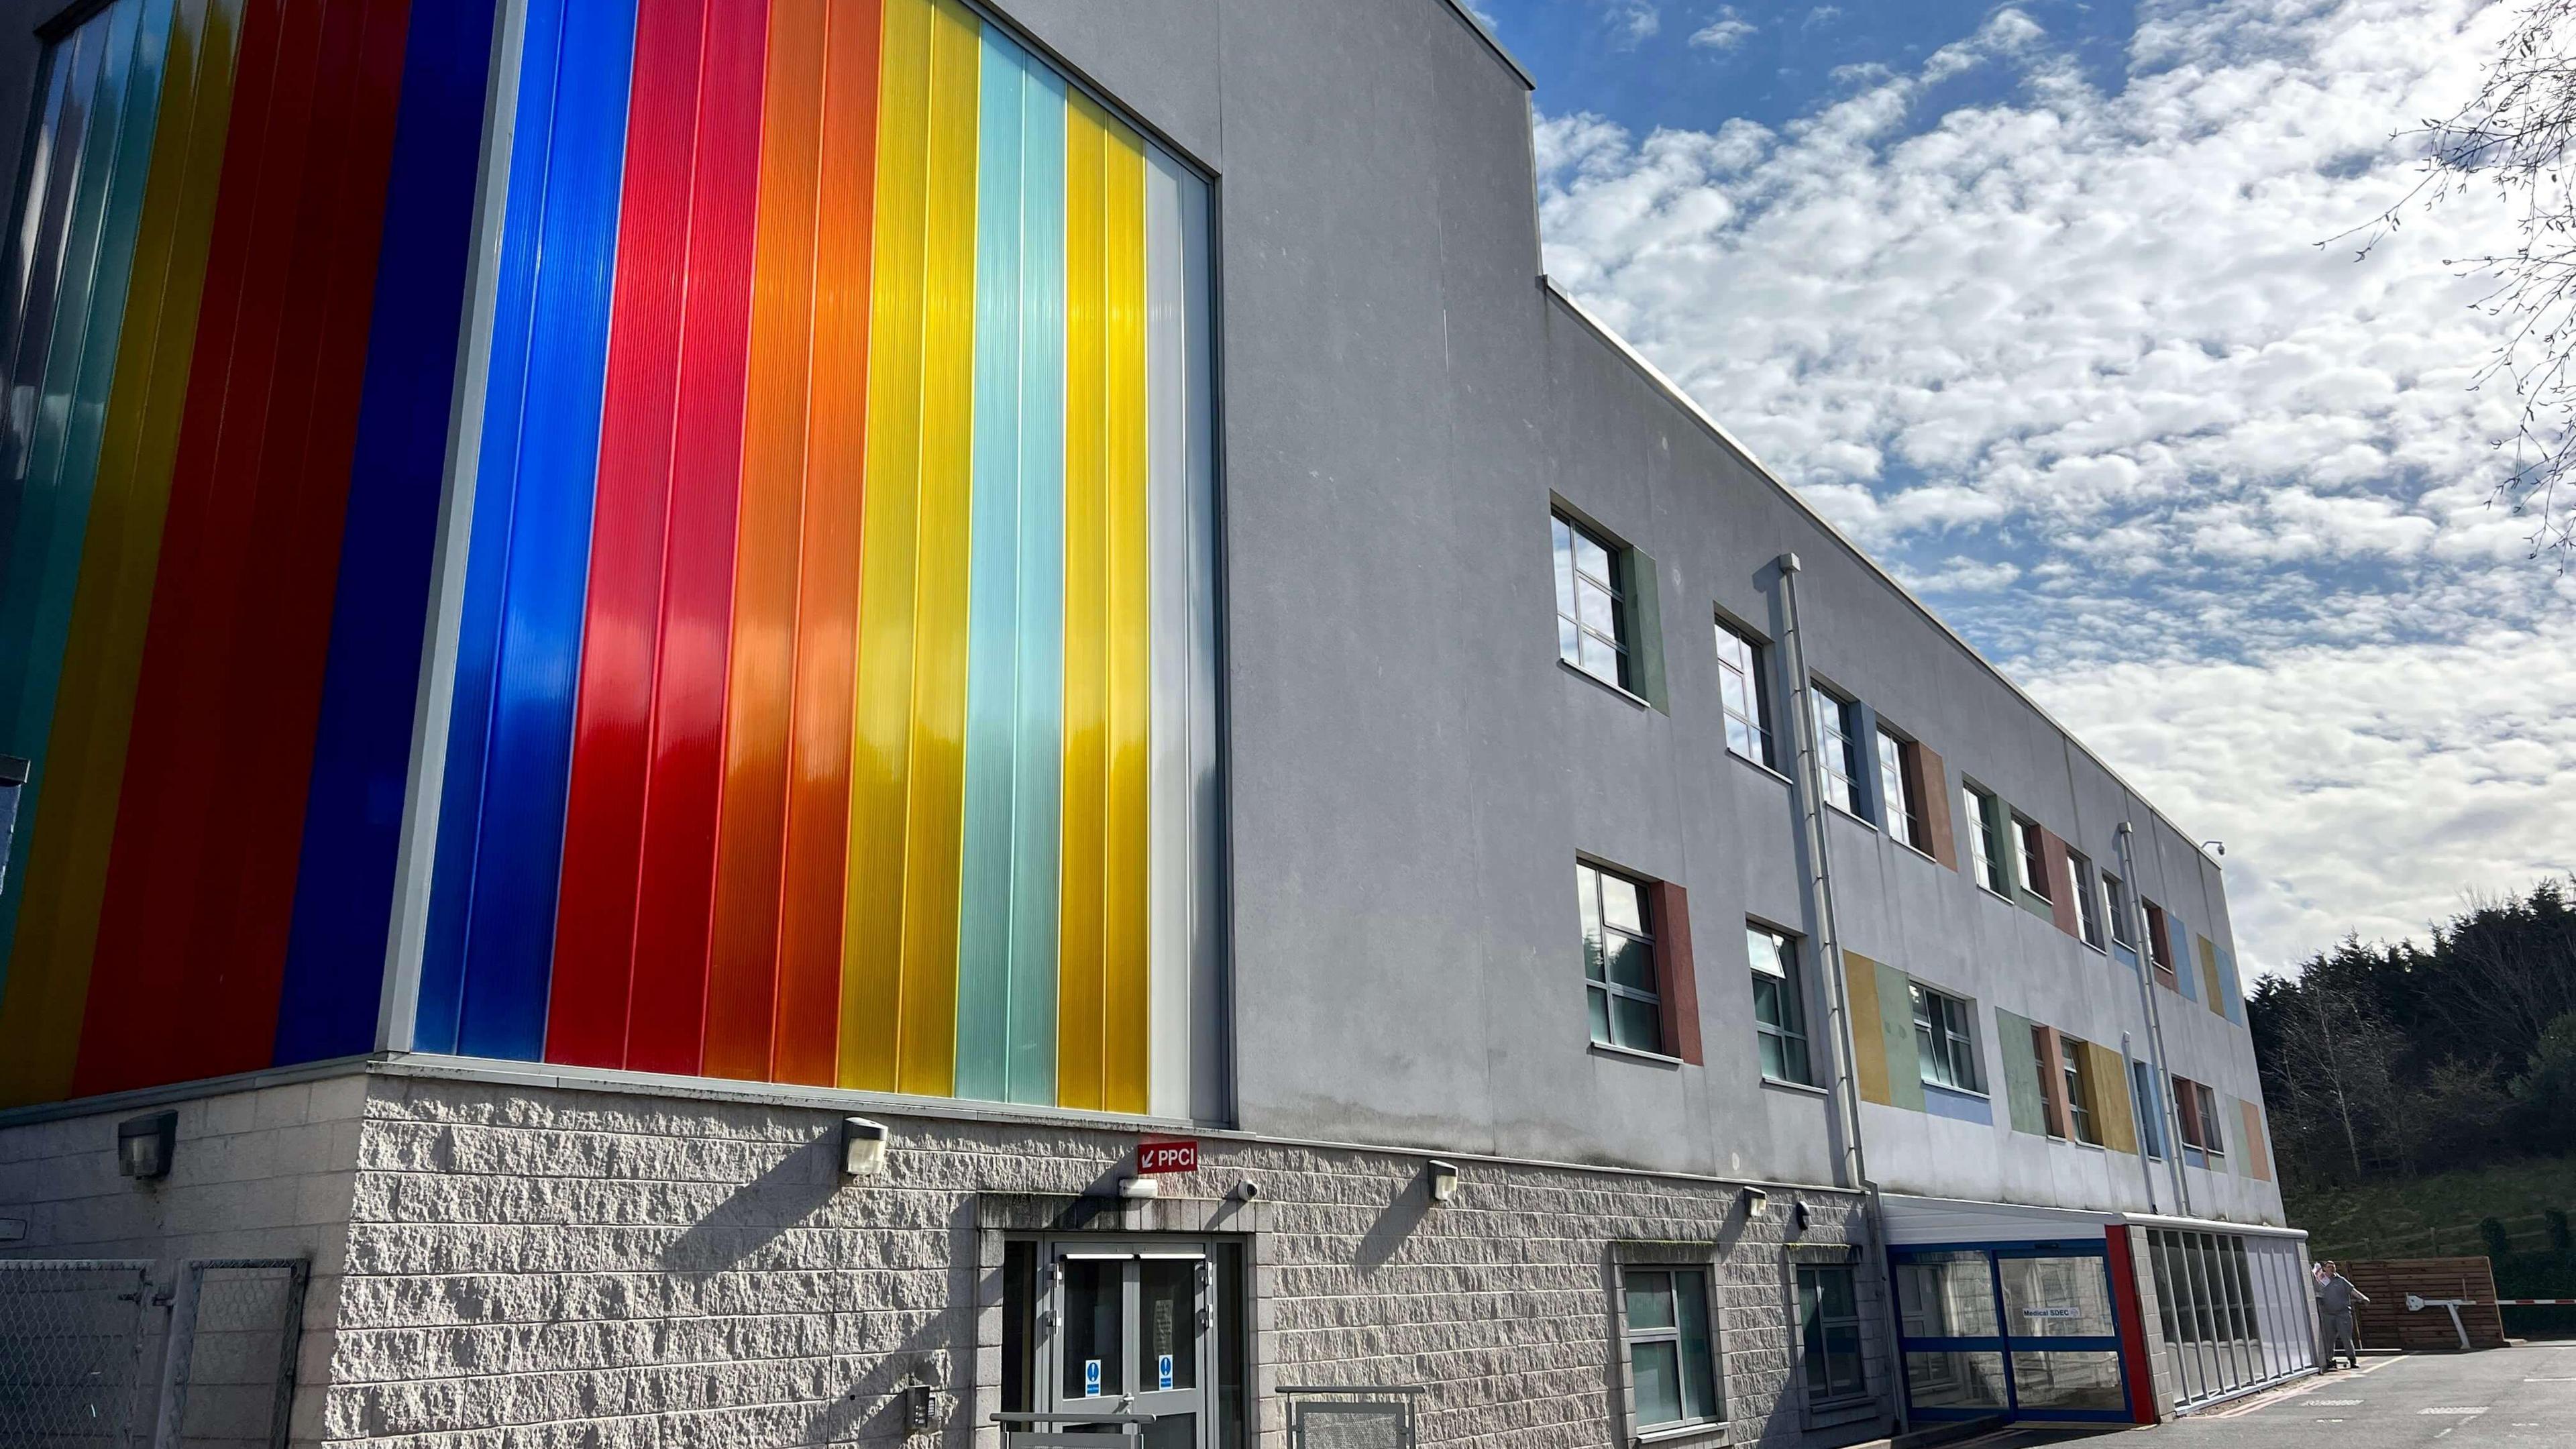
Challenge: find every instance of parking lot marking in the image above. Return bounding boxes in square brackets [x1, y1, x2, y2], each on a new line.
[2306, 1399, 2361, 1405]
[2420, 1407, 2488, 1415]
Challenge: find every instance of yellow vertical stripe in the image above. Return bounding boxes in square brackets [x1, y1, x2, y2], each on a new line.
[893, 0, 977, 1096]
[2090, 1042, 2137, 1152]
[0, 0, 237, 1108]
[1098, 116, 1147, 1115]
[1055, 97, 1107, 1110]
[842, 0, 932, 1090]
[1843, 951, 1890, 1106]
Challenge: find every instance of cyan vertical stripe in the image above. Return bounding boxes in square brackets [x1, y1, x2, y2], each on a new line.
[953, 28, 1026, 1104]
[1005, 57, 1065, 1104]
[275, 0, 496, 1065]
[421, 0, 637, 1060]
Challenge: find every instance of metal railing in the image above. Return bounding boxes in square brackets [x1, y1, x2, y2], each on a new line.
[0, 1258, 307, 1449]
[1278, 1385, 1426, 1449]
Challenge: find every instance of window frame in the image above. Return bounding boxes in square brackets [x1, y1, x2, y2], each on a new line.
[2070, 851, 2104, 949]
[2194, 1081, 2226, 1158]
[2016, 817, 2051, 900]
[2105, 871, 2137, 949]
[1909, 982, 1982, 1094]
[1712, 619, 1774, 771]
[1874, 727, 1921, 850]
[2060, 1036, 2101, 1146]
[1618, 1262, 1726, 1435]
[1812, 687, 1863, 818]
[1554, 513, 1631, 690]
[2131, 1059, 2165, 1160]
[1580, 861, 1663, 1055]
[2030, 1024, 2068, 1138]
[1746, 923, 1814, 1086]
[1795, 1262, 1869, 1407]
[1964, 785, 2010, 896]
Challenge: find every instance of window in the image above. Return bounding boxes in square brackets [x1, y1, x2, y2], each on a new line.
[1554, 514, 1629, 689]
[2145, 900, 2176, 976]
[2060, 1036, 2100, 1146]
[2194, 1081, 2226, 1157]
[2172, 1074, 2202, 1148]
[2017, 818, 2050, 899]
[1911, 984, 1981, 1093]
[1713, 622, 1773, 768]
[1623, 1267, 1721, 1430]
[1964, 787, 2009, 895]
[2105, 872, 2137, 949]
[1876, 729, 1921, 849]
[1580, 863, 1661, 1053]
[1814, 690, 1861, 815]
[2132, 1061, 2165, 1159]
[1747, 926, 1812, 1085]
[1796, 1264, 1866, 1405]
[2029, 1025, 2066, 1138]
[2070, 851, 2103, 947]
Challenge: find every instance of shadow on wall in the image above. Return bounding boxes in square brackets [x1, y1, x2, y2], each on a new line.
[1353, 1164, 1437, 1273]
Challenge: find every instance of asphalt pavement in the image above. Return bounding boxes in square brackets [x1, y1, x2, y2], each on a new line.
[1947, 1344, 2576, 1449]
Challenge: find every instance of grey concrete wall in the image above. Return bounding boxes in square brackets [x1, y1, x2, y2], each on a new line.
[983, 0, 2274, 1221]
[319, 1067, 1884, 1449]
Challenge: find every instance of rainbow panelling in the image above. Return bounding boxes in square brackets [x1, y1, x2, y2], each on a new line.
[0, 0, 1219, 1115]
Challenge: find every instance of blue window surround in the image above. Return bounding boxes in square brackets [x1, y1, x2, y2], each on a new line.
[1923, 1083, 1993, 1126]
[1890, 1241, 2133, 1425]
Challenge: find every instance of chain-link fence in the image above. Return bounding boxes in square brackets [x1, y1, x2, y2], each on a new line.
[0, 1258, 306, 1449]
[0, 1259, 153, 1449]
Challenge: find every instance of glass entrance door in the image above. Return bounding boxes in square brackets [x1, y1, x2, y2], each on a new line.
[1894, 1242, 2132, 1424]
[1044, 1244, 1216, 1449]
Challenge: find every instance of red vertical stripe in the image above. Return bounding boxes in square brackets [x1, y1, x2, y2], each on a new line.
[547, 0, 708, 1068]
[2106, 1224, 2161, 1423]
[623, 0, 765, 1076]
[75, 0, 411, 1095]
[770, 0, 879, 1085]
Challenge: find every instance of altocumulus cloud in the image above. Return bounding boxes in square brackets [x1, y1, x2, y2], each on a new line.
[1532, 0, 2576, 975]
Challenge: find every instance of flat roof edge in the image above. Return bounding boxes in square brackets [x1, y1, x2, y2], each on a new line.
[1538, 277, 2220, 883]
[1434, 0, 1536, 90]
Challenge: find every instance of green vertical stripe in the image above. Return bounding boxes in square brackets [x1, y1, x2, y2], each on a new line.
[1996, 1008, 2045, 1135]
[1876, 961, 1923, 1112]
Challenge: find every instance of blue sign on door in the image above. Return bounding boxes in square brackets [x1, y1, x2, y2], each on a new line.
[1084, 1360, 1102, 1397]
[1157, 1354, 1174, 1391]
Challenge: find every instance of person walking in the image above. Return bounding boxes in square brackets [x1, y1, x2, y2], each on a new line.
[2314, 1260, 2369, 1369]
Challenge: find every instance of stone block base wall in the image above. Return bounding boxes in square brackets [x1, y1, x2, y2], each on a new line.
[5, 1064, 1896, 1449]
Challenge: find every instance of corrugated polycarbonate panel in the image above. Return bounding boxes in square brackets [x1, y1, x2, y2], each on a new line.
[416, 0, 1216, 1112]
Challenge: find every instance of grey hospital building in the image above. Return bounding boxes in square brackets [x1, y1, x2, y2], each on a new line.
[0, 0, 2319, 1445]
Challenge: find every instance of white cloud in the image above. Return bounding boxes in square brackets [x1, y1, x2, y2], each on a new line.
[1609, 1, 1661, 46]
[1460, 0, 1499, 27]
[1531, 0, 2576, 972]
[1690, 9, 1756, 52]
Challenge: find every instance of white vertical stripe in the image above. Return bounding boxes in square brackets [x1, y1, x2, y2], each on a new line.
[378, 0, 525, 1054]
[1177, 156, 1221, 1125]
[1144, 146, 1191, 1118]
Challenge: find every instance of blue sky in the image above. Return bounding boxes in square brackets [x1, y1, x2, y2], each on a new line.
[1465, 0, 2576, 975]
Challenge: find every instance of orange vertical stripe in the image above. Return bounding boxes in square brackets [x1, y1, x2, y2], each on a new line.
[705, 0, 827, 1083]
[778, 0, 879, 1085]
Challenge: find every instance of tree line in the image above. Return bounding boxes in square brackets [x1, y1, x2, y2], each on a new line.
[2248, 878, 2576, 1186]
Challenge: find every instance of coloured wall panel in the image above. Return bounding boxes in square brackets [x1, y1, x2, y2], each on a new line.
[1873, 959, 1923, 1113]
[1996, 1008, 2045, 1136]
[1844, 949, 1889, 1106]
[0, 0, 492, 1107]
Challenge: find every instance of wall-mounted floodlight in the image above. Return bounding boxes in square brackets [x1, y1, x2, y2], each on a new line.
[1787, 1199, 1811, 1236]
[117, 1110, 176, 1181]
[842, 1116, 888, 1177]
[1741, 1186, 1770, 1218]
[1426, 1160, 1460, 1205]
[1118, 1175, 1161, 1200]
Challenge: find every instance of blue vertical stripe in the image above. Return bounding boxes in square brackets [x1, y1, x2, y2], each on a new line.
[1005, 59, 1065, 1104]
[420, 0, 635, 1060]
[276, 0, 497, 1065]
[954, 28, 1027, 1103]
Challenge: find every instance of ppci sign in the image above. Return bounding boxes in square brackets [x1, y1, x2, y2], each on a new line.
[1136, 1138, 1197, 1175]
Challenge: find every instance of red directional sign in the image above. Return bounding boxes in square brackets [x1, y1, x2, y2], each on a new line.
[1136, 1138, 1197, 1175]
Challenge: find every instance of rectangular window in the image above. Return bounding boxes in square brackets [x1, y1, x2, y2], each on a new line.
[2031, 1025, 2067, 1138]
[1814, 690, 1862, 816]
[1965, 787, 2009, 895]
[2017, 818, 2050, 899]
[1713, 622, 1773, 768]
[1796, 1264, 1867, 1404]
[2173, 1074, 2202, 1148]
[2060, 1037, 2100, 1146]
[1624, 1267, 1721, 1429]
[1911, 983, 1981, 1093]
[2145, 900, 2176, 979]
[1748, 925, 1813, 1085]
[1554, 514, 1629, 689]
[2070, 851, 2103, 947]
[2132, 1061, 2165, 1159]
[2105, 871, 2136, 949]
[2195, 1082, 2226, 1157]
[1580, 863, 1662, 1053]
[1876, 729, 1921, 849]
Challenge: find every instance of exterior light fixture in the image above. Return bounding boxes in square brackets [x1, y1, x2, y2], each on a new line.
[117, 1110, 176, 1181]
[841, 1116, 888, 1177]
[2200, 840, 2226, 857]
[1426, 1160, 1460, 1205]
[1118, 1174, 1161, 1200]
[1788, 1199, 1811, 1236]
[1741, 1186, 1770, 1218]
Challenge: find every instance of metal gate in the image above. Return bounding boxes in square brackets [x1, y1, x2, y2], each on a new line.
[0, 1258, 307, 1449]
